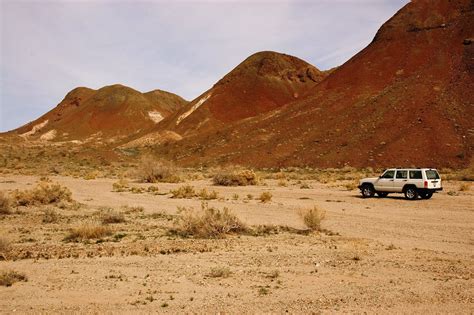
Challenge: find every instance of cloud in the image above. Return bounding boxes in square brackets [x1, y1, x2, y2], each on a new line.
[0, 0, 408, 132]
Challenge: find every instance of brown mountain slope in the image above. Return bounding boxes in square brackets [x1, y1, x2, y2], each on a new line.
[152, 0, 474, 168]
[154, 51, 327, 137]
[9, 84, 187, 142]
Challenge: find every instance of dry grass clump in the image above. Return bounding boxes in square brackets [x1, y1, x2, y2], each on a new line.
[0, 191, 11, 215]
[136, 156, 181, 183]
[11, 182, 72, 206]
[207, 267, 231, 278]
[278, 179, 288, 187]
[459, 182, 471, 192]
[343, 180, 358, 191]
[121, 205, 144, 214]
[259, 191, 272, 203]
[300, 206, 326, 231]
[0, 270, 27, 287]
[64, 223, 113, 241]
[112, 178, 130, 192]
[101, 209, 126, 224]
[0, 236, 11, 259]
[173, 203, 247, 238]
[170, 185, 196, 199]
[42, 207, 60, 223]
[198, 188, 219, 200]
[213, 168, 259, 186]
[300, 182, 312, 189]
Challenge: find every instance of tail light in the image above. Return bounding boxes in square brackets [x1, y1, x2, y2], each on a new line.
[424, 181, 428, 188]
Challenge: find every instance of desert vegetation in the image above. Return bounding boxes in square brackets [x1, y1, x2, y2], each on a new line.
[0, 236, 11, 259]
[0, 270, 27, 287]
[259, 191, 272, 203]
[213, 168, 259, 186]
[11, 181, 72, 206]
[0, 191, 11, 215]
[64, 223, 113, 242]
[42, 207, 60, 223]
[300, 206, 326, 231]
[172, 203, 248, 238]
[136, 156, 181, 183]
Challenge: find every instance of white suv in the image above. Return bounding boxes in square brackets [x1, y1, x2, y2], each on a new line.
[358, 168, 442, 200]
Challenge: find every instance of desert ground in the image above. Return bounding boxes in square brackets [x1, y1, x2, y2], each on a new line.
[0, 173, 473, 313]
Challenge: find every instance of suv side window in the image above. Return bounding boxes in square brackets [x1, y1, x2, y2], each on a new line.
[381, 170, 395, 179]
[409, 170, 422, 179]
[425, 170, 440, 180]
[396, 170, 408, 179]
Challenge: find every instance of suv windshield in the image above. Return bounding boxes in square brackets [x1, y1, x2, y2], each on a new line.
[426, 170, 440, 180]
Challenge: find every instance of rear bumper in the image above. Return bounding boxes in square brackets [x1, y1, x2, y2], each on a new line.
[419, 188, 443, 193]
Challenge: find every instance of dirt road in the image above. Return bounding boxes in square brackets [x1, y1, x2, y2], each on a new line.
[1, 175, 473, 313]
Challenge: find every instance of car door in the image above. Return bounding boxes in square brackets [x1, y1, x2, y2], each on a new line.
[409, 170, 423, 189]
[375, 169, 395, 191]
[393, 170, 408, 192]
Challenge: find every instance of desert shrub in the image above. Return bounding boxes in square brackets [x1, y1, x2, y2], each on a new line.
[173, 203, 247, 238]
[278, 179, 288, 187]
[39, 176, 52, 182]
[232, 193, 239, 200]
[246, 194, 253, 200]
[121, 205, 144, 214]
[198, 188, 218, 200]
[170, 185, 196, 199]
[130, 186, 145, 194]
[83, 171, 99, 180]
[300, 206, 326, 231]
[207, 267, 231, 278]
[136, 156, 181, 183]
[213, 169, 259, 186]
[101, 210, 126, 224]
[259, 192, 272, 203]
[147, 186, 160, 194]
[461, 170, 474, 181]
[344, 180, 358, 191]
[64, 223, 112, 241]
[112, 178, 129, 192]
[0, 236, 11, 259]
[42, 207, 59, 223]
[0, 270, 27, 287]
[459, 182, 471, 192]
[12, 182, 72, 206]
[0, 191, 11, 214]
[266, 270, 280, 279]
[300, 182, 312, 189]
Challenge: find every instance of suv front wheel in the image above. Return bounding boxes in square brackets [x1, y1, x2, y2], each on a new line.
[404, 186, 419, 200]
[361, 184, 375, 198]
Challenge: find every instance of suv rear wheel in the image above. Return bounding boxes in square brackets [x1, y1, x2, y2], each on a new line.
[361, 184, 375, 198]
[404, 186, 419, 200]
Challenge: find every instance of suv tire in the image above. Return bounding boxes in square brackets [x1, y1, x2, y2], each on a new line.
[404, 186, 419, 200]
[377, 192, 389, 198]
[420, 192, 433, 199]
[361, 184, 375, 198]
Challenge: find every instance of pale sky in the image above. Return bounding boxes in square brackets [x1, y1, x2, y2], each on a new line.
[0, 0, 409, 132]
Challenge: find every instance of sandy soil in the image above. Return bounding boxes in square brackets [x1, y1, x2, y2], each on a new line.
[0, 175, 473, 313]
